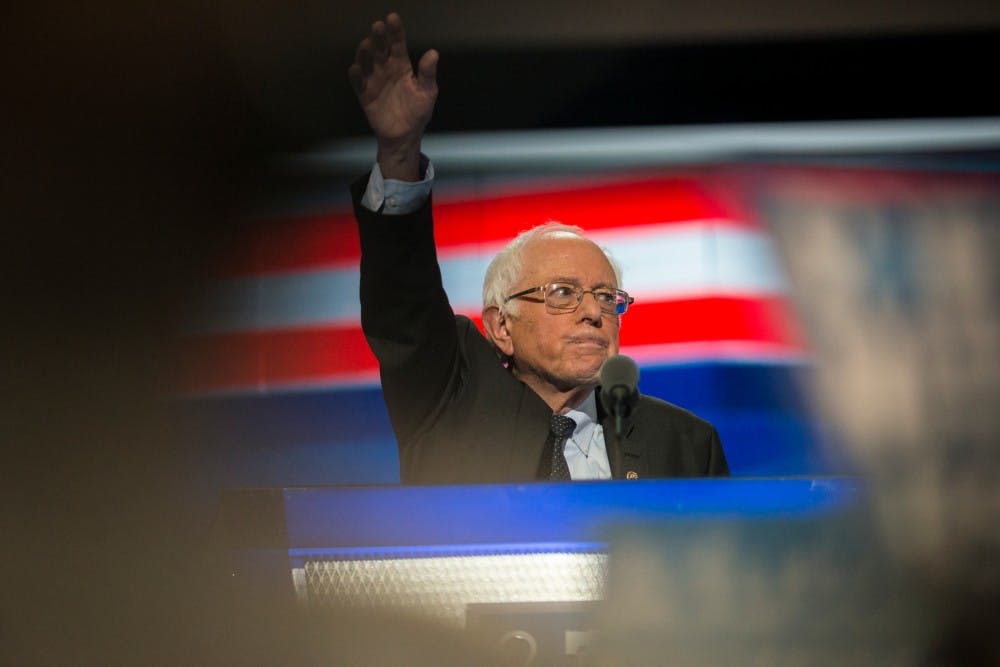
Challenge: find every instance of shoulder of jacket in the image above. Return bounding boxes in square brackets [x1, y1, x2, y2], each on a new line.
[454, 314, 510, 366]
[636, 393, 714, 431]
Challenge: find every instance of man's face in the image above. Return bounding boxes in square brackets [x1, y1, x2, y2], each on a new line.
[501, 235, 621, 393]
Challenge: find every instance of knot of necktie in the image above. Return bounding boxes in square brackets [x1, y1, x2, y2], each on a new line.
[549, 414, 576, 440]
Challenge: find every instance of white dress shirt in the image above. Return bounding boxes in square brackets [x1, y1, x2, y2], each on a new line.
[559, 392, 612, 480]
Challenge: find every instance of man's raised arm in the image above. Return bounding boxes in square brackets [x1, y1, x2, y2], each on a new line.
[348, 14, 459, 454]
[348, 13, 438, 182]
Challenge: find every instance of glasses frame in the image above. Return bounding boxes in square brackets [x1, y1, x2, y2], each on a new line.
[503, 282, 635, 316]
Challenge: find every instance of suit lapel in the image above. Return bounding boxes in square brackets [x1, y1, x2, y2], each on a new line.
[507, 382, 553, 480]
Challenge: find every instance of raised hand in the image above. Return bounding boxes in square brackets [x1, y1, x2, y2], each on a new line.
[348, 13, 438, 181]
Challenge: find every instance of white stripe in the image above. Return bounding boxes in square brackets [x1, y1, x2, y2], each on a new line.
[621, 341, 811, 365]
[300, 117, 1000, 172]
[184, 222, 785, 334]
[185, 268, 361, 334]
[588, 222, 785, 302]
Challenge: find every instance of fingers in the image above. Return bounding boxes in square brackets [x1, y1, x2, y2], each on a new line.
[350, 14, 401, 81]
[349, 13, 428, 100]
[354, 36, 375, 77]
[417, 49, 439, 93]
[370, 19, 388, 64]
[386, 12, 408, 59]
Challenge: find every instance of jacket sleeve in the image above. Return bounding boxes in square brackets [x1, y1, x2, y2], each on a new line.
[351, 175, 464, 447]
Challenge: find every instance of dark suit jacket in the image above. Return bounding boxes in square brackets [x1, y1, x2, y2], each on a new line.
[353, 176, 729, 484]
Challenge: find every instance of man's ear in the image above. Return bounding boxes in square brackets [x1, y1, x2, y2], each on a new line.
[482, 306, 515, 358]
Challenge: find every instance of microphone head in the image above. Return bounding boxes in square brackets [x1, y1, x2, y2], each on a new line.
[600, 354, 640, 417]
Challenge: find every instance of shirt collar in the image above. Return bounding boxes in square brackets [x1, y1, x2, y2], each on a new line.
[567, 391, 598, 425]
[564, 392, 598, 453]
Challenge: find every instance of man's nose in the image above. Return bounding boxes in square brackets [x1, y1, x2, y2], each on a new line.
[577, 290, 604, 322]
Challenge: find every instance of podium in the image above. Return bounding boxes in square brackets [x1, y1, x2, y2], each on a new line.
[219, 478, 862, 630]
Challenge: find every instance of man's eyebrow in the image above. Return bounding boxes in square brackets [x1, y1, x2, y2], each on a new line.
[548, 277, 618, 289]
[544, 276, 581, 286]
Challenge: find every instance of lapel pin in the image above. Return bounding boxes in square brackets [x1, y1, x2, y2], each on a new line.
[626, 471, 638, 479]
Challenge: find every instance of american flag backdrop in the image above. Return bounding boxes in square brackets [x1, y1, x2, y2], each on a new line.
[176, 119, 1000, 494]
[178, 161, 832, 492]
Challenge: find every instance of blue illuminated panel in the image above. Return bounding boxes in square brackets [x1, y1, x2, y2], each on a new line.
[283, 477, 862, 549]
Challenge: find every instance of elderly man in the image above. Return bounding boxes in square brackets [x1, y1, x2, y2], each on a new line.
[350, 14, 728, 484]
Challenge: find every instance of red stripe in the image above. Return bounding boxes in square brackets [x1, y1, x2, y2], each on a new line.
[213, 211, 361, 277]
[622, 296, 804, 347]
[180, 296, 801, 392]
[214, 174, 750, 278]
[432, 176, 751, 248]
[180, 326, 378, 392]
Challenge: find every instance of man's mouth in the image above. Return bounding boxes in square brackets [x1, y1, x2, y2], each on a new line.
[567, 335, 608, 349]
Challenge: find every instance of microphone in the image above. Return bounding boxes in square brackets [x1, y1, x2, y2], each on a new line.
[600, 354, 639, 439]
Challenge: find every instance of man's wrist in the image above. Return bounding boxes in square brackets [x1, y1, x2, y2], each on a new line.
[377, 140, 423, 181]
[361, 156, 433, 215]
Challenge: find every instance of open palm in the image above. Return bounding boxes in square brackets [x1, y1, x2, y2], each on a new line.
[349, 14, 438, 151]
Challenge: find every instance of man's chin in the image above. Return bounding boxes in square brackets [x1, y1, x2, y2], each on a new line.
[567, 358, 605, 387]
[579, 348, 613, 368]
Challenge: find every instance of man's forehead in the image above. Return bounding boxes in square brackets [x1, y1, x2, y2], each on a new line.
[523, 234, 607, 263]
[519, 235, 614, 279]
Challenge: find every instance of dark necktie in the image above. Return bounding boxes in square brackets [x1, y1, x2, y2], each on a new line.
[547, 414, 576, 481]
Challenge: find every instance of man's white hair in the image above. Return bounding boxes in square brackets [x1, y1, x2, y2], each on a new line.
[482, 221, 623, 317]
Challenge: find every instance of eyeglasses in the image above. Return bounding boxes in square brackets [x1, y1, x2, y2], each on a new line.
[504, 282, 635, 316]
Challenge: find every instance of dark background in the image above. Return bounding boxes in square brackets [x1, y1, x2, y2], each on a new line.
[4, 2, 999, 663]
